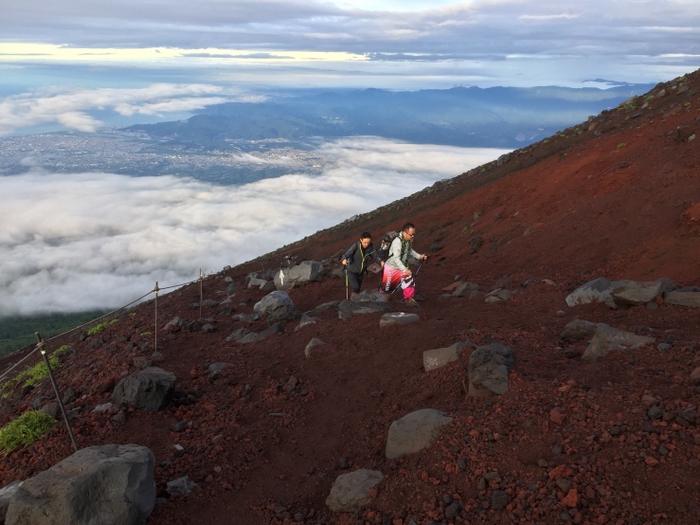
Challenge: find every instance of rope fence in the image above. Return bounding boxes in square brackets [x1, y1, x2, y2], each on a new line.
[0, 268, 214, 452]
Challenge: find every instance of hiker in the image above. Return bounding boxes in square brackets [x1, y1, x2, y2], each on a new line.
[341, 232, 381, 298]
[380, 222, 428, 306]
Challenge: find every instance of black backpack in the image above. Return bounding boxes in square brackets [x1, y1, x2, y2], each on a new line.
[375, 231, 399, 262]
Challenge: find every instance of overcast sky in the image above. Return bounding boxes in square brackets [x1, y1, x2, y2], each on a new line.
[1, 0, 698, 87]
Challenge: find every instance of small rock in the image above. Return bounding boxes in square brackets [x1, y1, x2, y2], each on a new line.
[337, 457, 349, 470]
[166, 476, 197, 496]
[648, 405, 664, 420]
[491, 490, 509, 511]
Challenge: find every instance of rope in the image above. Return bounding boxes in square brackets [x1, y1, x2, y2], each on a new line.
[0, 271, 201, 385]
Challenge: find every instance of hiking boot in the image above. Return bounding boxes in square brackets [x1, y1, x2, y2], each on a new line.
[404, 298, 420, 307]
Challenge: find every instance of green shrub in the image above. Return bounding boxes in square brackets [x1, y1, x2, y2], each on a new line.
[0, 411, 55, 454]
[617, 143, 626, 149]
[14, 356, 61, 388]
[87, 322, 109, 335]
[53, 345, 71, 356]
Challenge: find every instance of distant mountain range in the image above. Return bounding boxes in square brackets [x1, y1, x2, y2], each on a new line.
[127, 84, 656, 149]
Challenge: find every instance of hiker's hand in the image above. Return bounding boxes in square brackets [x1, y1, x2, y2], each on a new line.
[404, 269, 412, 276]
[420, 254, 428, 261]
[342, 259, 347, 266]
[380, 261, 385, 267]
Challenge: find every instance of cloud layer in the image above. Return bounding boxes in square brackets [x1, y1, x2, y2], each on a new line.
[0, 84, 235, 136]
[0, 137, 508, 316]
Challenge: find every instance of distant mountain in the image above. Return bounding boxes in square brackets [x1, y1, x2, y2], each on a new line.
[126, 84, 656, 149]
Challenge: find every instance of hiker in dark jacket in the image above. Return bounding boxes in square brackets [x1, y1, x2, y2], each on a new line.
[342, 232, 381, 298]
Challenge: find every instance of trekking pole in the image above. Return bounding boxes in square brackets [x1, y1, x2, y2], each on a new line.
[344, 265, 349, 300]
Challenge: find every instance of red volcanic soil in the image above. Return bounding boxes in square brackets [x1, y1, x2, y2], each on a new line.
[0, 71, 699, 525]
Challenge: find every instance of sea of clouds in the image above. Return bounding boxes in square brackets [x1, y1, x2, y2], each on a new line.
[0, 137, 508, 316]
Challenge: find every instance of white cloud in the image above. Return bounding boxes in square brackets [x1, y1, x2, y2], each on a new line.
[0, 84, 231, 136]
[0, 137, 508, 316]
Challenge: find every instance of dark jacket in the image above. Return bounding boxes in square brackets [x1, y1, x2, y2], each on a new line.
[342, 242, 377, 274]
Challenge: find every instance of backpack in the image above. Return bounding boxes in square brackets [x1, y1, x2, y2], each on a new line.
[375, 231, 399, 262]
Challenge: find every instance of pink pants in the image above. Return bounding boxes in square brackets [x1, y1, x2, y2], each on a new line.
[380, 265, 415, 300]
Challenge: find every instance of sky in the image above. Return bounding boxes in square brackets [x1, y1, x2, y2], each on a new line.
[1, 0, 698, 136]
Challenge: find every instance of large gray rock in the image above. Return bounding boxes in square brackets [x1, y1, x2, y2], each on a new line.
[338, 300, 390, 320]
[226, 324, 281, 344]
[305, 300, 341, 317]
[253, 291, 299, 324]
[611, 281, 666, 306]
[664, 291, 700, 307]
[325, 469, 383, 512]
[6, 444, 155, 525]
[468, 343, 515, 397]
[351, 289, 390, 303]
[385, 408, 453, 459]
[274, 261, 324, 290]
[565, 278, 614, 307]
[0, 482, 22, 524]
[423, 342, 470, 372]
[111, 367, 175, 412]
[582, 324, 655, 362]
[561, 319, 600, 343]
[452, 281, 479, 297]
[379, 312, 420, 327]
[295, 313, 318, 331]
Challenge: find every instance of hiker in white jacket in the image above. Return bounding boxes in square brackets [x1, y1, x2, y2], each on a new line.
[380, 222, 428, 306]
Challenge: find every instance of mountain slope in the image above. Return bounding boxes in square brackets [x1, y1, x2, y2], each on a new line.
[0, 71, 698, 525]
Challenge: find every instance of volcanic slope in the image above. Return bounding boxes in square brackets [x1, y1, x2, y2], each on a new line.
[0, 69, 699, 525]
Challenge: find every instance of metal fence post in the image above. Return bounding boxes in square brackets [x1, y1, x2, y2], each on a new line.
[153, 282, 160, 357]
[34, 333, 79, 453]
[199, 269, 203, 320]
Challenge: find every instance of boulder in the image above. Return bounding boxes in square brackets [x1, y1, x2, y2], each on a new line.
[325, 469, 383, 512]
[295, 313, 318, 331]
[423, 342, 471, 372]
[253, 291, 299, 324]
[581, 324, 655, 362]
[0, 481, 22, 524]
[385, 408, 453, 459]
[664, 291, 700, 308]
[227, 324, 282, 344]
[379, 312, 420, 327]
[452, 281, 479, 297]
[6, 444, 155, 525]
[111, 367, 176, 412]
[485, 289, 512, 302]
[351, 289, 389, 303]
[468, 343, 515, 397]
[611, 281, 666, 306]
[561, 319, 600, 343]
[274, 261, 324, 290]
[338, 300, 390, 320]
[565, 278, 615, 307]
[305, 300, 341, 317]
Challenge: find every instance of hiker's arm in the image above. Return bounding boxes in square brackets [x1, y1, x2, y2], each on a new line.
[410, 247, 428, 261]
[341, 244, 356, 265]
